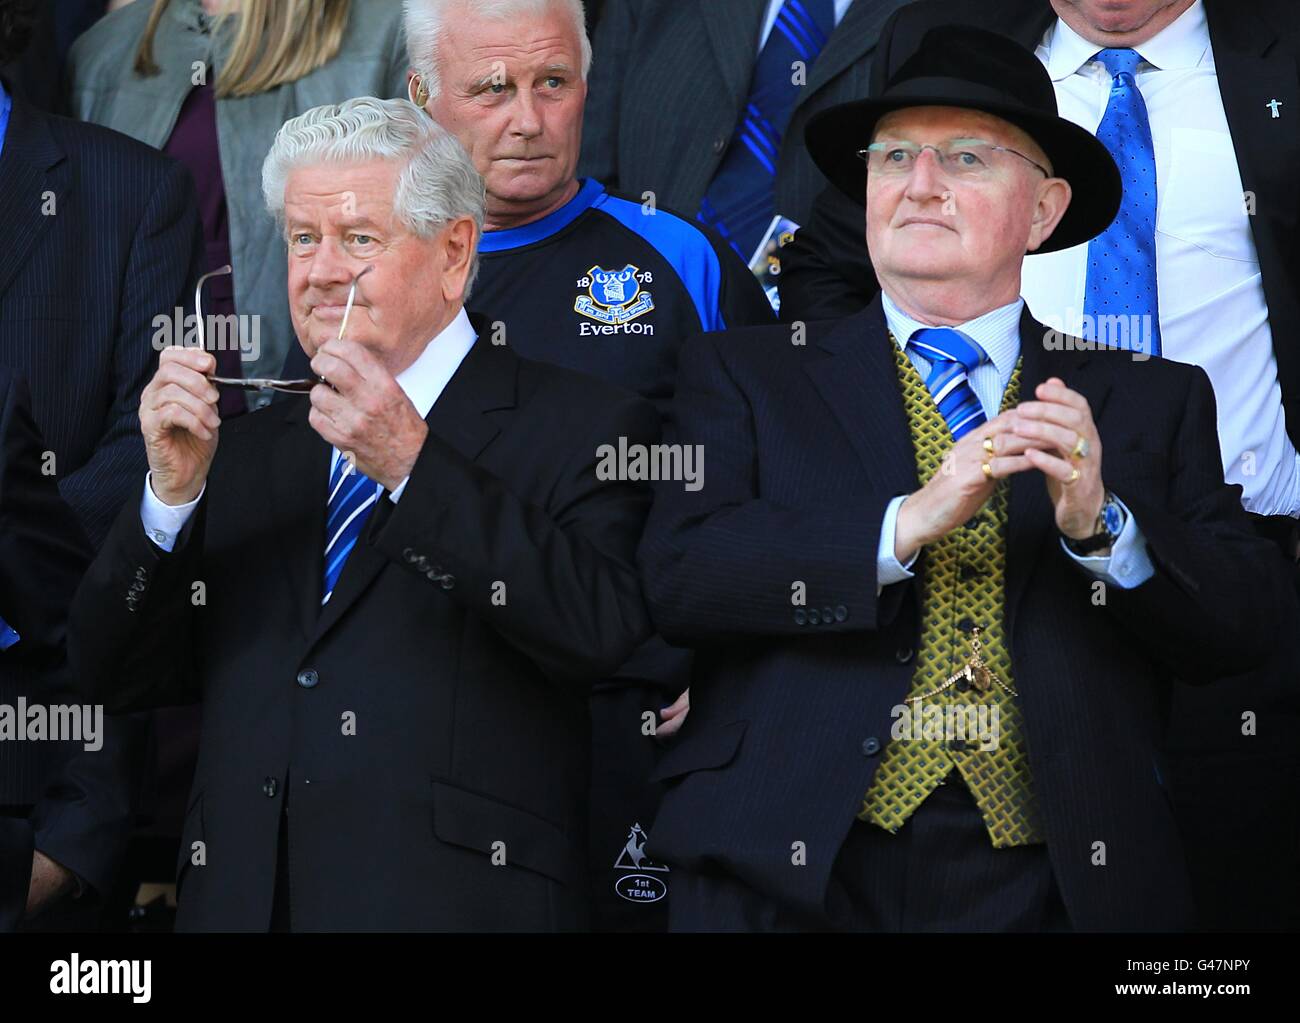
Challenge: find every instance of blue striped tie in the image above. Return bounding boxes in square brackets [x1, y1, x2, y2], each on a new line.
[907, 328, 990, 441]
[699, 0, 837, 260]
[1083, 48, 1161, 357]
[322, 454, 382, 604]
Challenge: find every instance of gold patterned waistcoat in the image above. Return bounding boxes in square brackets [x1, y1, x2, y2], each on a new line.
[860, 342, 1044, 847]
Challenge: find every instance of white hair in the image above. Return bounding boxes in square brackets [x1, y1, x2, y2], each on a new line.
[262, 96, 487, 295]
[404, 0, 591, 101]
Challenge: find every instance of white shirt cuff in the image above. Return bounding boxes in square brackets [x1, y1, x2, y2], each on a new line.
[877, 494, 919, 594]
[140, 472, 204, 552]
[388, 475, 411, 503]
[1059, 494, 1155, 589]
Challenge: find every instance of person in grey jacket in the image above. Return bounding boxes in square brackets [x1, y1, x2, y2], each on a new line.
[67, 0, 408, 411]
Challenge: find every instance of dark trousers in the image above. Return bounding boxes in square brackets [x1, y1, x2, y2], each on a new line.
[670, 772, 1071, 932]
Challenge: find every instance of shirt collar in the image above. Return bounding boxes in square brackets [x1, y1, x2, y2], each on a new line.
[393, 306, 478, 419]
[881, 290, 1023, 377]
[1043, 0, 1209, 80]
[478, 178, 605, 253]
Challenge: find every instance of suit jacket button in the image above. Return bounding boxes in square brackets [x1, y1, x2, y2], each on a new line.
[862, 737, 881, 756]
[793, 609, 807, 625]
[895, 646, 913, 664]
[440, 575, 455, 590]
[297, 669, 319, 689]
[808, 608, 821, 625]
[403, 547, 418, 563]
[262, 777, 278, 798]
[834, 605, 848, 622]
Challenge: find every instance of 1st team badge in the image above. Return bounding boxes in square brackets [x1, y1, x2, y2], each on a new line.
[575, 264, 656, 325]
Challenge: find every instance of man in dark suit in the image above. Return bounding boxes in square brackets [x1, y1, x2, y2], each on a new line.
[0, 0, 196, 929]
[0, 26, 203, 547]
[68, 97, 658, 931]
[580, 0, 913, 264]
[637, 27, 1291, 931]
[0, 369, 146, 931]
[778, 0, 1300, 930]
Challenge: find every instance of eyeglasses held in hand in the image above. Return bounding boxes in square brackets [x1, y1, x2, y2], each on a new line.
[856, 138, 1050, 180]
[205, 267, 374, 395]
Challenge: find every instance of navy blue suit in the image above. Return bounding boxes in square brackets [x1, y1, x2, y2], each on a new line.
[637, 299, 1293, 931]
[0, 90, 200, 926]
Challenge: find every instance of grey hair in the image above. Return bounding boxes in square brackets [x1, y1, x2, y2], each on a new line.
[404, 0, 591, 101]
[262, 96, 487, 296]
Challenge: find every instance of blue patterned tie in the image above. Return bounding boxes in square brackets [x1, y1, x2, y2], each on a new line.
[908, 328, 990, 441]
[699, 0, 837, 260]
[1083, 49, 1161, 357]
[322, 454, 382, 604]
[0, 617, 18, 651]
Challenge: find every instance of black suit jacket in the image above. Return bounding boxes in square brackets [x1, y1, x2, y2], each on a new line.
[0, 368, 144, 930]
[636, 298, 1291, 930]
[68, 331, 659, 931]
[0, 90, 204, 547]
[579, 0, 913, 230]
[779, 0, 1300, 451]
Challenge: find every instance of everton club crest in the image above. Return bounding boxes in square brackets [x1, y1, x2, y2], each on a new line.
[575, 264, 655, 326]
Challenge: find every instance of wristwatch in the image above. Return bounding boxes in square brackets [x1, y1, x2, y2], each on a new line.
[1064, 491, 1125, 555]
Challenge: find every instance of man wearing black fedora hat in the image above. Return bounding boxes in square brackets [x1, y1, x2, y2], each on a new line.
[635, 26, 1293, 931]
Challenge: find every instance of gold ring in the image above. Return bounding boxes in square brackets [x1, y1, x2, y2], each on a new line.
[1071, 435, 1089, 459]
[1065, 467, 1080, 485]
[982, 461, 993, 479]
[983, 437, 995, 456]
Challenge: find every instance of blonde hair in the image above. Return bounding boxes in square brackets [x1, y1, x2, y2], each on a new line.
[134, 0, 353, 99]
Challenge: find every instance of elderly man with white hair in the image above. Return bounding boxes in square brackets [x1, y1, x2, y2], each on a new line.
[313, 0, 773, 933]
[67, 97, 659, 932]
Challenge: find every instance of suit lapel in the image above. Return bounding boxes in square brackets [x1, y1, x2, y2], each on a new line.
[803, 297, 918, 497]
[799, 0, 911, 107]
[271, 399, 331, 640]
[701, 0, 769, 111]
[0, 99, 69, 300]
[306, 332, 515, 647]
[1005, 310, 1113, 630]
[1206, 0, 1298, 234]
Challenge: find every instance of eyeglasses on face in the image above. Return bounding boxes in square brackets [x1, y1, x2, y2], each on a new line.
[856, 139, 1051, 180]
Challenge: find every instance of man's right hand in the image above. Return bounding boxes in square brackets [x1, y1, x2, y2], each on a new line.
[140, 347, 221, 505]
[894, 409, 1033, 562]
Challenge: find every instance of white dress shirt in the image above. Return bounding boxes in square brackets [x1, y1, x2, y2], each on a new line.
[141, 309, 479, 551]
[1022, 0, 1299, 516]
[874, 291, 1155, 592]
[760, 0, 854, 53]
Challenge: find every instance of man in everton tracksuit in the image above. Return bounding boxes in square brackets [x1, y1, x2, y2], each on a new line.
[277, 0, 774, 931]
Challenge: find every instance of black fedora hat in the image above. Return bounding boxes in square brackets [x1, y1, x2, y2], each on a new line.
[804, 25, 1120, 253]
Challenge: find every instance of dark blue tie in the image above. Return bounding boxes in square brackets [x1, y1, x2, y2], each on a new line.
[699, 0, 837, 260]
[322, 454, 382, 604]
[907, 328, 990, 441]
[1083, 48, 1161, 356]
